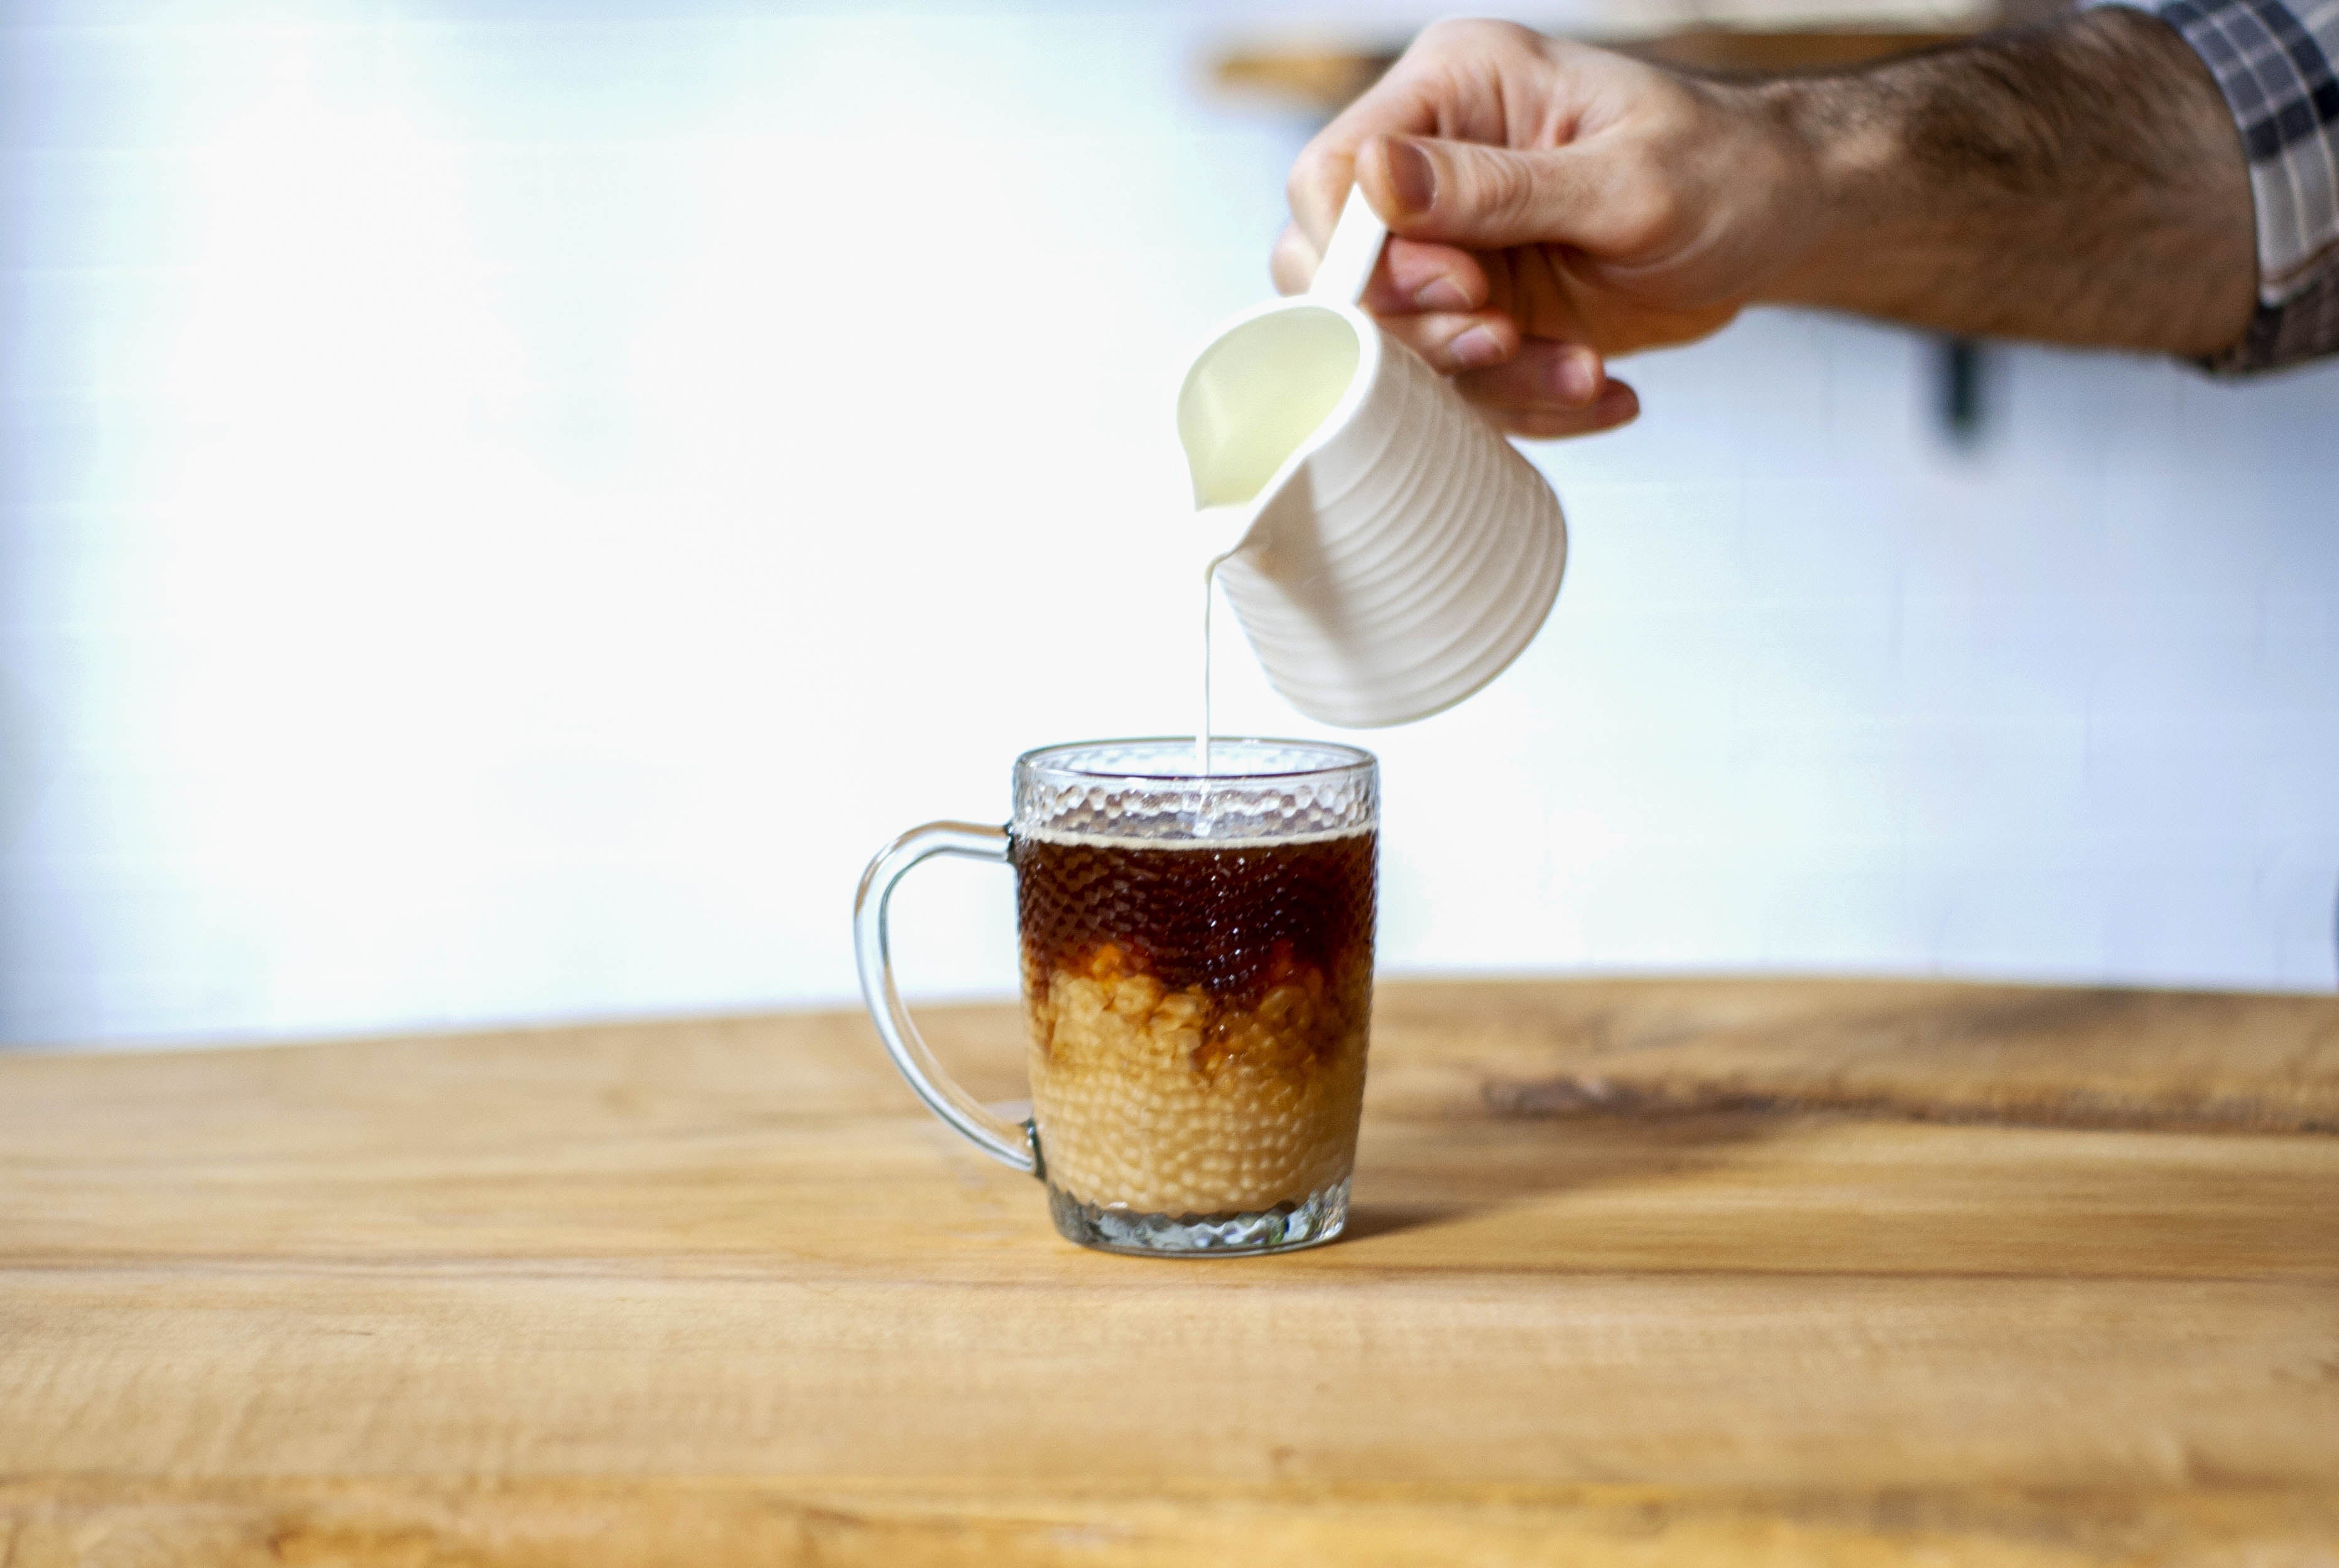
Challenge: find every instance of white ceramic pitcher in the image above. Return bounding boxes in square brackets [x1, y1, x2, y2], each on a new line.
[1180, 188, 1568, 729]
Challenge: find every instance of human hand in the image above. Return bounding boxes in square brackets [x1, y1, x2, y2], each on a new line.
[1273, 20, 1820, 438]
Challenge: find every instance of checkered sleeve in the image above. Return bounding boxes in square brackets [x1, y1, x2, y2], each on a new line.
[2087, 0, 2339, 371]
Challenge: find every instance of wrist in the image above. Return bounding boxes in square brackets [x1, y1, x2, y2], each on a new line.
[1725, 13, 2258, 350]
[1741, 75, 1894, 310]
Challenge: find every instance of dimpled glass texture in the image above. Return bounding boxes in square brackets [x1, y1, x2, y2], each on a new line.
[1009, 738, 1378, 1257]
[1013, 739, 1377, 842]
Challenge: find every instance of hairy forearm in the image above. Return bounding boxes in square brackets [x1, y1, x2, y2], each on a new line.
[1752, 8, 2255, 356]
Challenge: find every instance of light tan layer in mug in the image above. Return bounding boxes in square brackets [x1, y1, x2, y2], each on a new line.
[1025, 954, 1367, 1216]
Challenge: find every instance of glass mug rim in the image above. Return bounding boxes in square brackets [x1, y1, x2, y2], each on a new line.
[1014, 735, 1376, 787]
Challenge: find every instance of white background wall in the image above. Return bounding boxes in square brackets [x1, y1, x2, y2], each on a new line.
[4, 0, 2335, 1047]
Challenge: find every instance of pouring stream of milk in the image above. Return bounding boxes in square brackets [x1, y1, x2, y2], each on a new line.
[1196, 502, 1252, 782]
[1199, 550, 1229, 780]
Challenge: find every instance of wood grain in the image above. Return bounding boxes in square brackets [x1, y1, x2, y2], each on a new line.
[1370, 978, 2339, 1133]
[2, 978, 2335, 1564]
[7, 1480, 2338, 1568]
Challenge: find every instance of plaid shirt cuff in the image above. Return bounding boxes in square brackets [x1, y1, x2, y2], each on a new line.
[2088, 0, 2339, 372]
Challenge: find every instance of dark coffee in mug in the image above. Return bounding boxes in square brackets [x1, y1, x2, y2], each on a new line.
[1012, 828, 1376, 1219]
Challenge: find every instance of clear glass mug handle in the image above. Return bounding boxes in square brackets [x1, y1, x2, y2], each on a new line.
[852, 821, 1042, 1176]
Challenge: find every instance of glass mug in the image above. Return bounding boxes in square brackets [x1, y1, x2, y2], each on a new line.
[854, 738, 1378, 1256]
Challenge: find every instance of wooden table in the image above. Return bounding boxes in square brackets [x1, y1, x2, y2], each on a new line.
[4, 978, 2336, 1564]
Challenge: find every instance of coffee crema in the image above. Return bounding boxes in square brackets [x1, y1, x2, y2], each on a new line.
[1012, 828, 1376, 1217]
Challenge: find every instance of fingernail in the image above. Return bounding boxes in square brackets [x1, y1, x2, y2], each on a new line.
[1449, 326, 1504, 369]
[1382, 136, 1436, 218]
[1595, 382, 1640, 426]
[1413, 277, 1472, 311]
[1553, 348, 1602, 406]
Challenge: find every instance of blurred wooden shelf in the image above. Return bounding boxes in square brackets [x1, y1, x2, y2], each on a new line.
[1213, 24, 1980, 111]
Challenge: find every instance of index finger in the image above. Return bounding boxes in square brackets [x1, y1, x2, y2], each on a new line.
[1274, 222, 1492, 313]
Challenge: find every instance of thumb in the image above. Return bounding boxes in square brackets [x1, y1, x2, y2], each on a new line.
[1358, 133, 1635, 254]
